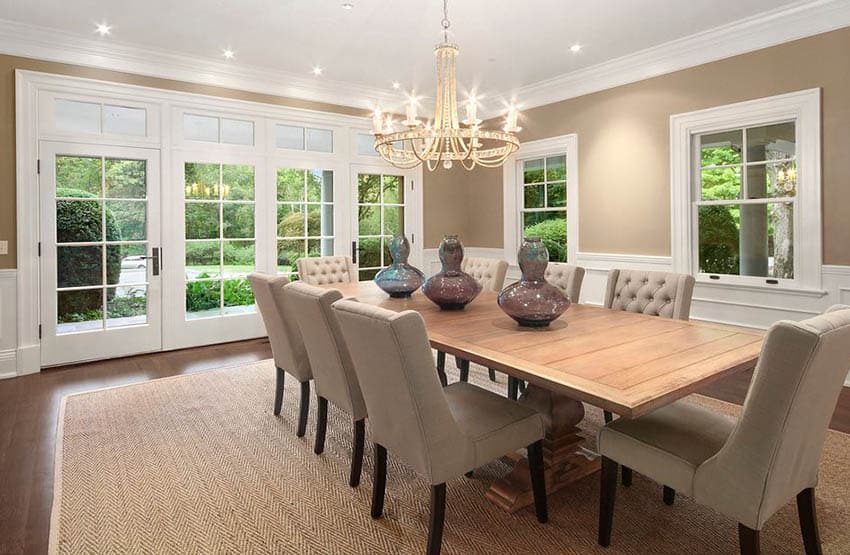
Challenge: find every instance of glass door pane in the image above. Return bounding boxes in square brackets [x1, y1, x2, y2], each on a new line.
[184, 162, 257, 319]
[356, 171, 405, 281]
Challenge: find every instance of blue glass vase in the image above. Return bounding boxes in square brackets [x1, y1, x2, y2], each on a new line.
[422, 235, 482, 310]
[374, 234, 425, 298]
[498, 237, 570, 327]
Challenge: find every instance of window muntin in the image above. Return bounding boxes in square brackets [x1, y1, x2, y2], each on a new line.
[357, 173, 404, 281]
[55, 99, 147, 137]
[520, 155, 568, 262]
[183, 114, 255, 145]
[275, 124, 334, 153]
[695, 121, 796, 280]
[184, 163, 256, 319]
[276, 168, 335, 279]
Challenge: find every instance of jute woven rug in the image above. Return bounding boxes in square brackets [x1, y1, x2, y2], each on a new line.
[50, 359, 850, 554]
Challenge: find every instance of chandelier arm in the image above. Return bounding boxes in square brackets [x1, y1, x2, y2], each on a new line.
[460, 158, 476, 171]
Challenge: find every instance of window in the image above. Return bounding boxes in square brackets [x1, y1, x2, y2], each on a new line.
[184, 163, 256, 319]
[183, 114, 255, 145]
[55, 98, 147, 137]
[696, 123, 796, 280]
[671, 89, 821, 290]
[520, 155, 568, 262]
[276, 168, 335, 278]
[275, 124, 333, 153]
[356, 172, 405, 281]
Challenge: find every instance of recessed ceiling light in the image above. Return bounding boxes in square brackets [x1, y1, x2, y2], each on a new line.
[312, 66, 323, 76]
[341, 2, 354, 9]
[392, 81, 400, 89]
[222, 49, 235, 60]
[95, 23, 111, 36]
[570, 44, 582, 53]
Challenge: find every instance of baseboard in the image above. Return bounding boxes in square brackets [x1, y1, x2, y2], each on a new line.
[0, 348, 17, 378]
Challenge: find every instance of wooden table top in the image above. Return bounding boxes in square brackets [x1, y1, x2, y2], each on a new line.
[326, 281, 763, 419]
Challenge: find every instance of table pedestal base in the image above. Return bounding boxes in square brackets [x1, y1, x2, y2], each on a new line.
[485, 385, 600, 513]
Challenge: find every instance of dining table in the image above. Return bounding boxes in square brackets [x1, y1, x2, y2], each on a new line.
[324, 281, 763, 513]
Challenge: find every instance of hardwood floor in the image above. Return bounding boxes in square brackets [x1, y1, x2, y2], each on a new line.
[0, 339, 848, 554]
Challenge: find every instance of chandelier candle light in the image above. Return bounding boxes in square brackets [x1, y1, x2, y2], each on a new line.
[371, 0, 522, 171]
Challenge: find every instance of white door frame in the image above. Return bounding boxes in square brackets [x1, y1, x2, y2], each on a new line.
[39, 141, 163, 366]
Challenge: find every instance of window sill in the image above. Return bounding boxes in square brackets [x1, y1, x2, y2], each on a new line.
[694, 279, 828, 298]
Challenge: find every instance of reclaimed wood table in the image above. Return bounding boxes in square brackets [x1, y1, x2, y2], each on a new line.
[325, 281, 763, 512]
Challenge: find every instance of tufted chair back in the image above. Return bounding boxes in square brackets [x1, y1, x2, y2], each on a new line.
[247, 273, 312, 382]
[544, 263, 585, 303]
[297, 256, 357, 286]
[460, 256, 509, 293]
[603, 269, 695, 320]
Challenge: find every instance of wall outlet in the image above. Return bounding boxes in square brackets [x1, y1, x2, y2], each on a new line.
[0, 241, 8, 255]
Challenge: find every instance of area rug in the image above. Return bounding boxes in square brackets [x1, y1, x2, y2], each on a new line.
[49, 359, 850, 554]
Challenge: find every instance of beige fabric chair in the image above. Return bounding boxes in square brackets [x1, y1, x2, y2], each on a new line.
[460, 256, 509, 293]
[544, 262, 586, 303]
[247, 273, 313, 437]
[603, 269, 696, 320]
[332, 299, 548, 554]
[597, 306, 850, 555]
[296, 256, 357, 285]
[283, 282, 368, 487]
[602, 269, 697, 428]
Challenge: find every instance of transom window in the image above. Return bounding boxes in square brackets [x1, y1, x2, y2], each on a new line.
[276, 168, 335, 279]
[695, 122, 797, 281]
[520, 155, 568, 262]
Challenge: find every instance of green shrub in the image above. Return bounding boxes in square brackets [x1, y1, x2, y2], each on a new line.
[698, 205, 740, 274]
[523, 218, 567, 262]
[223, 278, 254, 307]
[56, 187, 122, 318]
[185, 274, 220, 313]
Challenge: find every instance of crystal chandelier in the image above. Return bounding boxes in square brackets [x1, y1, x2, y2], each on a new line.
[371, 0, 521, 171]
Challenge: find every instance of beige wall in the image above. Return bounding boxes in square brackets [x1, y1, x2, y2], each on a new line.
[0, 55, 370, 269]
[434, 27, 850, 265]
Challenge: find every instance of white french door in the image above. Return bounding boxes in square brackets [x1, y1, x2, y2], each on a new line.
[350, 164, 418, 281]
[39, 141, 162, 366]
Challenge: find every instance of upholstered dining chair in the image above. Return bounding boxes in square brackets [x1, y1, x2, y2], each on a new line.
[544, 262, 586, 304]
[247, 273, 313, 437]
[440, 256, 510, 384]
[296, 256, 357, 285]
[597, 306, 850, 555]
[284, 282, 368, 487]
[332, 299, 548, 555]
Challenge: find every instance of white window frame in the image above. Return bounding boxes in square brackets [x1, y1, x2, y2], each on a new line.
[502, 134, 579, 266]
[670, 89, 822, 292]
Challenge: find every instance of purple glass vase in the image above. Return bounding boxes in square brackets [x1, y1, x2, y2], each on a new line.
[498, 237, 570, 327]
[422, 235, 482, 310]
[374, 234, 425, 298]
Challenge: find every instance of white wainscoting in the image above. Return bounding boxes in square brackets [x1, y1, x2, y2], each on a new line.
[0, 269, 17, 379]
[422, 248, 850, 385]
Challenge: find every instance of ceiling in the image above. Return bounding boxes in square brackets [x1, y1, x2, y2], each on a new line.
[0, 0, 829, 113]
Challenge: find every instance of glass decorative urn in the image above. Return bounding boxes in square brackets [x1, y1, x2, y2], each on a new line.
[374, 234, 425, 298]
[422, 235, 482, 310]
[498, 237, 570, 327]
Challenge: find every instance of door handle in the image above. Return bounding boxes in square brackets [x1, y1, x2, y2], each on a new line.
[351, 241, 357, 264]
[141, 247, 160, 276]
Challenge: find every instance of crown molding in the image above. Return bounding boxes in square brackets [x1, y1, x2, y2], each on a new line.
[0, 18, 402, 114]
[1, 1, 849, 120]
[494, 0, 850, 118]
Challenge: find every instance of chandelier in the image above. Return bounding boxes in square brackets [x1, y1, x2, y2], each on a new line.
[371, 0, 521, 171]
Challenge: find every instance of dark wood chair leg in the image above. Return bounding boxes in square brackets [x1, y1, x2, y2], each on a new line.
[488, 368, 497, 382]
[314, 396, 328, 454]
[738, 524, 760, 555]
[598, 456, 618, 547]
[457, 358, 470, 382]
[273, 367, 285, 416]
[797, 488, 822, 555]
[518, 380, 526, 394]
[603, 410, 613, 424]
[436, 366, 448, 387]
[527, 440, 549, 523]
[296, 381, 310, 438]
[663, 486, 675, 505]
[349, 419, 365, 487]
[464, 470, 474, 478]
[427, 483, 447, 555]
[621, 467, 632, 487]
[436, 351, 446, 372]
[508, 377, 519, 400]
[371, 444, 387, 519]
